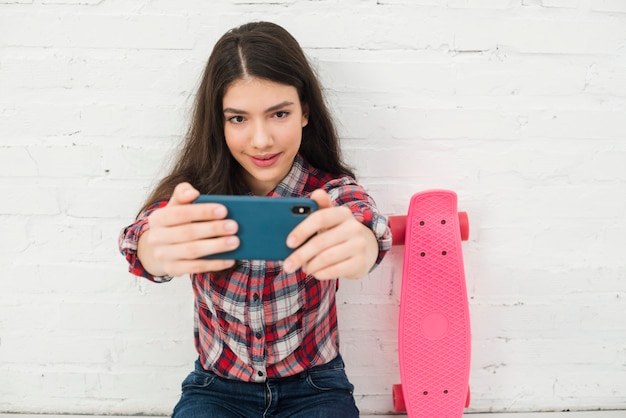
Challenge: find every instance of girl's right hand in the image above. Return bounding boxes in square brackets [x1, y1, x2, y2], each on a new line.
[137, 182, 239, 277]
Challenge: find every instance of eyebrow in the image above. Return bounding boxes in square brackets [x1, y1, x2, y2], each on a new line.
[223, 101, 295, 115]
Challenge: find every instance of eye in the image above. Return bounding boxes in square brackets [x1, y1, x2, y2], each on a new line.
[228, 115, 245, 124]
[274, 111, 290, 119]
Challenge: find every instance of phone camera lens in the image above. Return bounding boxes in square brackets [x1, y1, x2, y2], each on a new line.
[292, 206, 311, 215]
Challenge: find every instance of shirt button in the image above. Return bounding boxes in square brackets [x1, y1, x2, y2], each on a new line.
[253, 293, 260, 302]
[258, 370, 264, 377]
[255, 332, 262, 339]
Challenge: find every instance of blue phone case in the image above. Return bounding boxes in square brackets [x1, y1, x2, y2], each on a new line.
[192, 195, 318, 260]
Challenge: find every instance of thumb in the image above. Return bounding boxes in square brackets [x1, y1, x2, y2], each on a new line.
[167, 182, 200, 207]
[310, 189, 332, 210]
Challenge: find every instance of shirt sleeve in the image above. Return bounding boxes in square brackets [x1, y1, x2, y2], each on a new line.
[322, 177, 392, 269]
[118, 200, 173, 283]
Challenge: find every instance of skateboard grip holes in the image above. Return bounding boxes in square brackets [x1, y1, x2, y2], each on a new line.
[441, 219, 446, 224]
[442, 251, 447, 256]
[444, 390, 449, 394]
[419, 221, 425, 226]
[420, 252, 426, 257]
[423, 391, 428, 396]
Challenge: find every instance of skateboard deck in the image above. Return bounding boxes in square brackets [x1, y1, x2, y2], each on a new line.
[390, 189, 471, 417]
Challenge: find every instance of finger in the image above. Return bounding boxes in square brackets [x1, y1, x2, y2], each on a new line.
[306, 257, 356, 281]
[310, 189, 332, 210]
[147, 219, 238, 246]
[285, 188, 331, 247]
[286, 205, 352, 249]
[150, 204, 228, 227]
[285, 228, 344, 272]
[153, 182, 229, 226]
[167, 182, 201, 207]
[162, 258, 236, 277]
[301, 243, 351, 276]
[305, 236, 374, 280]
[284, 218, 353, 273]
[286, 218, 377, 277]
[299, 222, 369, 276]
[153, 235, 240, 262]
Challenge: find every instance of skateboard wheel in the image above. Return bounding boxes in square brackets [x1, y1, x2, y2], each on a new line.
[389, 216, 406, 246]
[465, 386, 471, 408]
[392, 384, 406, 412]
[458, 211, 469, 241]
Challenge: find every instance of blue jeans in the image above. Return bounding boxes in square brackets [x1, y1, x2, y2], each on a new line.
[172, 354, 359, 417]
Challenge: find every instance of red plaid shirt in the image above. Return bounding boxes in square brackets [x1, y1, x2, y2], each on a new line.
[119, 154, 391, 382]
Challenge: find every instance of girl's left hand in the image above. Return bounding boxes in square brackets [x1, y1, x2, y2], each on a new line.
[283, 189, 379, 280]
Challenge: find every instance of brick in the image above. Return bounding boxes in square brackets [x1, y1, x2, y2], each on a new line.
[340, 106, 522, 141]
[337, 302, 398, 332]
[0, 217, 29, 253]
[444, 0, 519, 9]
[591, 0, 626, 13]
[26, 144, 104, 178]
[0, 146, 38, 176]
[0, 263, 139, 295]
[101, 145, 174, 181]
[584, 60, 626, 97]
[231, 0, 293, 3]
[0, 333, 113, 365]
[0, 52, 74, 91]
[451, 57, 589, 96]
[335, 264, 396, 301]
[0, 12, 194, 49]
[0, 103, 81, 138]
[0, 296, 61, 331]
[16, 218, 98, 263]
[319, 55, 456, 95]
[0, 367, 180, 414]
[58, 301, 192, 333]
[453, 17, 626, 55]
[522, 110, 626, 140]
[41, 0, 102, 4]
[61, 184, 148, 219]
[537, 0, 580, 8]
[72, 50, 190, 94]
[79, 103, 186, 137]
[0, 184, 60, 215]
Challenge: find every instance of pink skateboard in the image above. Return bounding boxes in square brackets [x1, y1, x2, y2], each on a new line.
[389, 190, 471, 417]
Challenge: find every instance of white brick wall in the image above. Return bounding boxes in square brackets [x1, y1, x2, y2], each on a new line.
[1, 0, 625, 415]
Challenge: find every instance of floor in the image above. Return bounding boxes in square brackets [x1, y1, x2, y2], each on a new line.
[1, 412, 625, 417]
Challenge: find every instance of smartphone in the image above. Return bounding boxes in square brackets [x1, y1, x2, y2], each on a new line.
[192, 195, 318, 260]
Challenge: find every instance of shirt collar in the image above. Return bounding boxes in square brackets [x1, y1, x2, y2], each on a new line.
[266, 153, 309, 198]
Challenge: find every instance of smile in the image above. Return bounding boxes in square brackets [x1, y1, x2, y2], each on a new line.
[250, 153, 281, 167]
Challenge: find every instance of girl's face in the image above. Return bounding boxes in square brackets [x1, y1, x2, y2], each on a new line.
[223, 77, 309, 196]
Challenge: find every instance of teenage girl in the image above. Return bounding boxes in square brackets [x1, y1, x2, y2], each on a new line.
[119, 21, 391, 417]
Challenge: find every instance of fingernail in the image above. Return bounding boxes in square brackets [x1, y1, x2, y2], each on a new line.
[214, 206, 227, 217]
[286, 236, 296, 248]
[225, 220, 237, 232]
[227, 237, 238, 248]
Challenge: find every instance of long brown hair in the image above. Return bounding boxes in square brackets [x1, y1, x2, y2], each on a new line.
[138, 21, 354, 216]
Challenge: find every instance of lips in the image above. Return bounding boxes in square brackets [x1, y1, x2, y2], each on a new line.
[250, 153, 281, 167]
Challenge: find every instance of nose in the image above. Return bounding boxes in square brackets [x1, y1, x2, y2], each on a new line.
[251, 121, 273, 149]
